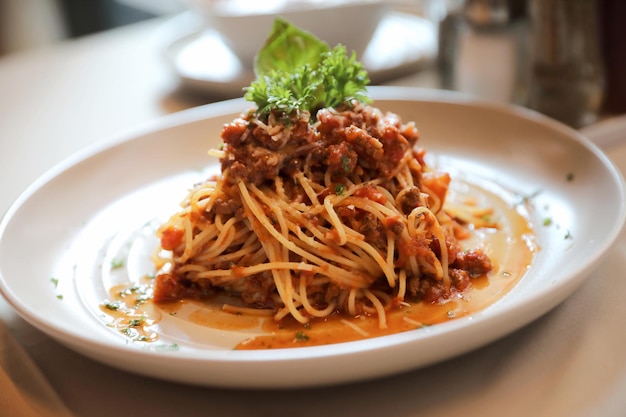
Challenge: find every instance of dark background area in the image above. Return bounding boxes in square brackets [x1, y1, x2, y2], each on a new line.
[57, 0, 158, 37]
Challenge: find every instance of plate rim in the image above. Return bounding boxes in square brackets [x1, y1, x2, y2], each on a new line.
[580, 114, 626, 150]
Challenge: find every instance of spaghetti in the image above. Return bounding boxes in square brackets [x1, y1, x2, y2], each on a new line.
[153, 101, 493, 329]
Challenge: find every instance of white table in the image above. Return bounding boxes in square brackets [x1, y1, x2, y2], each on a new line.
[1, 16, 626, 417]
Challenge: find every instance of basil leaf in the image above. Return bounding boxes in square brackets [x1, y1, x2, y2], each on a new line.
[254, 18, 330, 77]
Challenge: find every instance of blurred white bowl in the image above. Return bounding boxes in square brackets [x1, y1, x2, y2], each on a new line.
[183, 0, 387, 67]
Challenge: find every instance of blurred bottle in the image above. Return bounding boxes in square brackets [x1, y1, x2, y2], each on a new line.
[527, 0, 604, 128]
[438, 0, 530, 105]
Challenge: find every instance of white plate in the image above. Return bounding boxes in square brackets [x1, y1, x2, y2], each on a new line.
[162, 11, 437, 97]
[0, 87, 624, 389]
[580, 114, 626, 150]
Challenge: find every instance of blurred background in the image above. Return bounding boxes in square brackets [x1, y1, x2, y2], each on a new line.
[0, 0, 624, 129]
[0, 0, 178, 54]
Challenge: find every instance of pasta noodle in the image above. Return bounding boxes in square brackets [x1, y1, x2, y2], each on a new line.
[153, 101, 493, 329]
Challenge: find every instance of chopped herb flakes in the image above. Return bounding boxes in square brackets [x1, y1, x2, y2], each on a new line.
[294, 331, 309, 342]
[128, 316, 146, 327]
[341, 155, 351, 172]
[517, 189, 542, 206]
[154, 344, 179, 352]
[104, 300, 122, 311]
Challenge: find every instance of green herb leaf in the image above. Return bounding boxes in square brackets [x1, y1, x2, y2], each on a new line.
[254, 18, 329, 78]
[128, 316, 145, 327]
[104, 300, 122, 311]
[244, 18, 370, 119]
[294, 331, 309, 342]
[154, 343, 179, 352]
[341, 155, 351, 172]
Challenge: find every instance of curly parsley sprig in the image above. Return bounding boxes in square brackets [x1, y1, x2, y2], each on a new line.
[244, 19, 370, 120]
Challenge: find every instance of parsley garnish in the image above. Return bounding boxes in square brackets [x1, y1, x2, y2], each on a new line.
[110, 258, 124, 269]
[128, 316, 145, 327]
[244, 18, 370, 120]
[341, 155, 351, 172]
[154, 343, 179, 352]
[516, 189, 542, 206]
[104, 300, 122, 311]
[294, 331, 310, 342]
